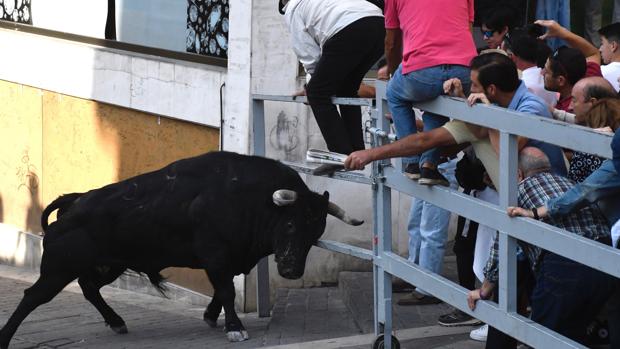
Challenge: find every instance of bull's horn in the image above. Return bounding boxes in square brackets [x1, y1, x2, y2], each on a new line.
[327, 202, 364, 226]
[273, 189, 298, 206]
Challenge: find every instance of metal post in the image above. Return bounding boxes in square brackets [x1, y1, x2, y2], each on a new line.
[498, 132, 518, 313]
[374, 81, 394, 347]
[252, 98, 270, 318]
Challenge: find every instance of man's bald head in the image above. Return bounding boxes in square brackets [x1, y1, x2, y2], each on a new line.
[519, 147, 551, 178]
[571, 77, 617, 123]
[575, 77, 616, 100]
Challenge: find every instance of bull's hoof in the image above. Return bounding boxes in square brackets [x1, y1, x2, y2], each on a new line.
[204, 317, 217, 328]
[226, 330, 249, 342]
[110, 324, 128, 334]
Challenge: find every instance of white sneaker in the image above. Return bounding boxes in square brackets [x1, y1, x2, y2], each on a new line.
[470, 324, 488, 342]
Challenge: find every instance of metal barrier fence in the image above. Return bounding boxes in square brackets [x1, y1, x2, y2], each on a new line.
[251, 81, 620, 348]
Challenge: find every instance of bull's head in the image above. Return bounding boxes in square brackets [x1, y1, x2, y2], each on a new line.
[271, 189, 363, 279]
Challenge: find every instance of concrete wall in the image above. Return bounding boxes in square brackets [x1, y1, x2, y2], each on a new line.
[236, 1, 414, 310]
[0, 25, 226, 297]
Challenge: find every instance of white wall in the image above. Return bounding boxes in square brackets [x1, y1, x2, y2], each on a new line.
[0, 28, 225, 128]
[31, 0, 108, 38]
[241, 0, 413, 305]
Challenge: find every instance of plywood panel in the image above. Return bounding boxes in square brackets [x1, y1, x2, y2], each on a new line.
[0, 81, 43, 234]
[0, 80, 219, 296]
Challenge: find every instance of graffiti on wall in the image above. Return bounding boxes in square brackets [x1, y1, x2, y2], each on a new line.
[0, 0, 32, 24]
[186, 0, 229, 59]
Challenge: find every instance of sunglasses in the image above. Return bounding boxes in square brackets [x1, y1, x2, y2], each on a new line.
[481, 29, 496, 38]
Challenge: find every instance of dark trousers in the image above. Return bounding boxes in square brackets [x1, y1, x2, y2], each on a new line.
[453, 216, 478, 290]
[486, 259, 535, 349]
[306, 16, 385, 155]
[530, 253, 616, 345]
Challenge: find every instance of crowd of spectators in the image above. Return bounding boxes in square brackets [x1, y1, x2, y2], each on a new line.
[281, 0, 619, 347]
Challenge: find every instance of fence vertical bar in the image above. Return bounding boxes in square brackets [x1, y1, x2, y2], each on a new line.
[498, 132, 518, 313]
[252, 98, 271, 318]
[374, 81, 394, 346]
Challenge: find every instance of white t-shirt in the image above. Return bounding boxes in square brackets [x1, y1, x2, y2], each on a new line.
[521, 66, 558, 107]
[601, 61, 620, 92]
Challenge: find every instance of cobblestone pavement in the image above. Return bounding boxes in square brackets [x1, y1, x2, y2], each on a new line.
[0, 263, 485, 349]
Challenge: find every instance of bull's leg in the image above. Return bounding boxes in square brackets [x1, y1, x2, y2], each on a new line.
[0, 273, 76, 349]
[78, 267, 128, 334]
[203, 292, 221, 328]
[207, 272, 248, 342]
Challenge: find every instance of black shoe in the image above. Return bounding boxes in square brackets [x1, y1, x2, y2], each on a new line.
[312, 164, 344, 176]
[438, 309, 482, 327]
[418, 167, 450, 186]
[404, 163, 420, 180]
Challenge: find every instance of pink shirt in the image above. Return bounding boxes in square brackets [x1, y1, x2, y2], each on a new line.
[385, 0, 477, 74]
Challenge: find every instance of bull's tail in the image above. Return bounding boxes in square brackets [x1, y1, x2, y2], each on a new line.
[41, 193, 83, 232]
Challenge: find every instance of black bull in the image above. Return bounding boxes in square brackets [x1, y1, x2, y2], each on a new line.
[0, 151, 363, 348]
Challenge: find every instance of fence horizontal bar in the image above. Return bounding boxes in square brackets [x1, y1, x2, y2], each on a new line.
[252, 94, 375, 107]
[376, 252, 585, 348]
[315, 240, 373, 260]
[382, 166, 620, 278]
[281, 161, 373, 185]
[416, 96, 614, 158]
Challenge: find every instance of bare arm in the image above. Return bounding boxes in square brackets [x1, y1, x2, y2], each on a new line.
[536, 20, 601, 65]
[488, 129, 529, 155]
[344, 127, 457, 170]
[385, 29, 403, 76]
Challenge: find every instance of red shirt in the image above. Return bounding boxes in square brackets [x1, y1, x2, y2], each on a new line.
[384, 0, 476, 74]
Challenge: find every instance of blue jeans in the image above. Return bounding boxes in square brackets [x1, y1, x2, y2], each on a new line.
[531, 253, 615, 344]
[535, 0, 570, 51]
[547, 159, 620, 225]
[407, 159, 458, 295]
[387, 64, 471, 166]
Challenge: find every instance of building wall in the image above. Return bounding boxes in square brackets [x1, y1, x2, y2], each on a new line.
[0, 79, 220, 295]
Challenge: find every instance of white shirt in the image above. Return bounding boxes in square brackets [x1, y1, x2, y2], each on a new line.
[521, 66, 558, 107]
[284, 0, 382, 75]
[601, 61, 620, 92]
[473, 187, 499, 283]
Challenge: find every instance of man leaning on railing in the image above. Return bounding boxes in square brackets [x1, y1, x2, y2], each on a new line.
[469, 147, 615, 347]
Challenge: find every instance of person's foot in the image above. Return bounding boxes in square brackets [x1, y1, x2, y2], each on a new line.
[403, 163, 421, 180]
[469, 324, 488, 342]
[312, 164, 344, 176]
[418, 167, 450, 186]
[438, 309, 482, 327]
[396, 290, 441, 306]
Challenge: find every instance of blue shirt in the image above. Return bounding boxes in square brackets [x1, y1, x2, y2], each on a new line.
[508, 81, 567, 176]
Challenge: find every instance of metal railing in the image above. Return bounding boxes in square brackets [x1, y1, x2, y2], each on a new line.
[251, 81, 620, 348]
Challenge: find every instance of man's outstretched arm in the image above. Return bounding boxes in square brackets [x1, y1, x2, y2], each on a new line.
[344, 127, 457, 170]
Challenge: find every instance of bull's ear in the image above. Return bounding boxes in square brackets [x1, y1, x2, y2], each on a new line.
[322, 191, 330, 200]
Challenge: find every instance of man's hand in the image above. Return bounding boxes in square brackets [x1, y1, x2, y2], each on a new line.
[377, 65, 389, 81]
[467, 289, 482, 310]
[535, 19, 568, 40]
[507, 206, 534, 218]
[467, 93, 490, 107]
[344, 150, 374, 170]
[443, 78, 465, 98]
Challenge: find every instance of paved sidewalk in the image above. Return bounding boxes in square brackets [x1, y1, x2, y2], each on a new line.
[0, 264, 485, 348]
